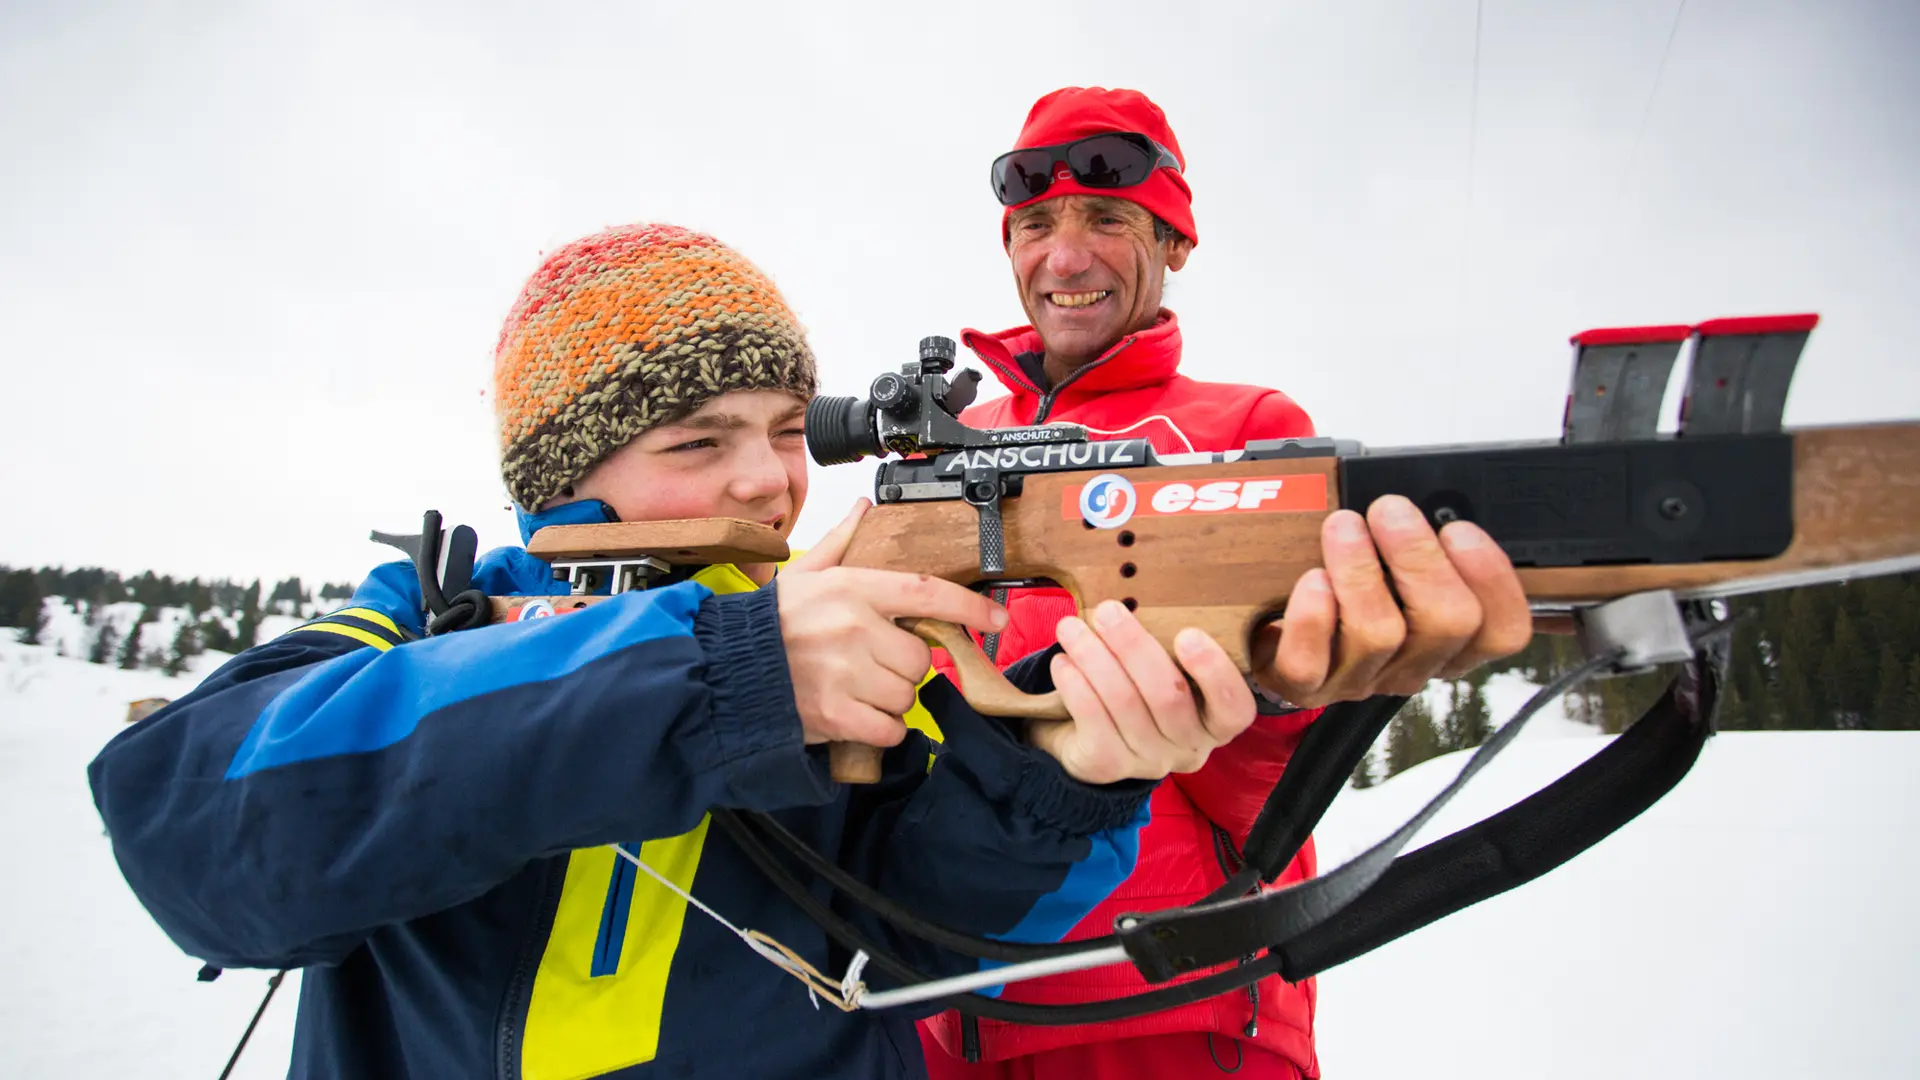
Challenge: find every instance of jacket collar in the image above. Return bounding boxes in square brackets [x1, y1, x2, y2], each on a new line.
[513, 498, 781, 593]
[515, 498, 617, 547]
[959, 309, 1185, 404]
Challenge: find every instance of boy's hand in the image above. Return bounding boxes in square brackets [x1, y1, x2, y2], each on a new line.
[1027, 603, 1258, 786]
[776, 500, 1009, 749]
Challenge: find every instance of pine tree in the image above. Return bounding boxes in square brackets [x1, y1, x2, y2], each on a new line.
[118, 607, 150, 669]
[1775, 589, 1826, 728]
[1905, 656, 1920, 729]
[1776, 664, 1818, 731]
[19, 599, 47, 646]
[1384, 693, 1443, 780]
[1819, 609, 1873, 728]
[1860, 578, 1909, 656]
[0, 569, 41, 627]
[1868, 644, 1908, 730]
[233, 579, 264, 651]
[1717, 604, 1773, 730]
[164, 621, 201, 677]
[1444, 673, 1493, 750]
[1718, 665, 1750, 728]
[198, 614, 237, 654]
[1350, 747, 1376, 789]
[89, 622, 118, 666]
[268, 577, 306, 610]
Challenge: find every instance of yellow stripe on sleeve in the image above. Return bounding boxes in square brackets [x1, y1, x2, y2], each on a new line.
[286, 622, 395, 652]
[331, 607, 405, 638]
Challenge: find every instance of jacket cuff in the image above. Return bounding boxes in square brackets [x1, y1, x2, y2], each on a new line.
[919, 675, 1156, 836]
[1014, 755, 1157, 836]
[691, 587, 833, 808]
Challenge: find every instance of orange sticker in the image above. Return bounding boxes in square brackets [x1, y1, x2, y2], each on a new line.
[1062, 474, 1328, 524]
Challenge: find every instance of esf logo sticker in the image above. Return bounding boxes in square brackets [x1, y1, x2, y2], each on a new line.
[1063, 474, 1328, 522]
[1078, 473, 1137, 529]
[510, 599, 557, 621]
[509, 598, 594, 621]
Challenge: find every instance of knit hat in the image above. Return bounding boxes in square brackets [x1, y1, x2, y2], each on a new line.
[492, 224, 818, 511]
[1000, 87, 1197, 247]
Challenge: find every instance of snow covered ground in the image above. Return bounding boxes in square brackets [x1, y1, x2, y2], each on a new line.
[3, 636, 1916, 1077]
[1314, 721, 1920, 1077]
[0, 639, 299, 1078]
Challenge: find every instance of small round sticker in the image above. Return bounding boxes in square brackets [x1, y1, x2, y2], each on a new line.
[512, 598, 556, 621]
[1079, 473, 1137, 529]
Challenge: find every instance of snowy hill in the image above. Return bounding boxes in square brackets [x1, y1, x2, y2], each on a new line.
[3, 631, 1916, 1077]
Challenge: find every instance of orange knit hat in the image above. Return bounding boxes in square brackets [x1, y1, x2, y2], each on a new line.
[492, 224, 818, 510]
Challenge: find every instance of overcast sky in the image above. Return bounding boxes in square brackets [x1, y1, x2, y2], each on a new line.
[3, 0, 1915, 588]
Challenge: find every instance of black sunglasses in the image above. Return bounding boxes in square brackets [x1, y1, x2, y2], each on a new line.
[989, 132, 1183, 207]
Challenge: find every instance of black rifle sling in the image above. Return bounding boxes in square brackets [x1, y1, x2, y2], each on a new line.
[734, 691, 1406, 964]
[714, 807, 1315, 1024]
[1205, 694, 1410, 903]
[735, 691, 1411, 971]
[1274, 638, 1724, 981]
[731, 633, 1724, 1025]
[1111, 652, 1617, 981]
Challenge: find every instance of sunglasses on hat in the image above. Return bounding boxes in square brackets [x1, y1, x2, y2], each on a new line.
[989, 132, 1183, 207]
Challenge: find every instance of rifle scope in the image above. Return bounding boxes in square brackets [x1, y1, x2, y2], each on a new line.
[805, 335, 981, 465]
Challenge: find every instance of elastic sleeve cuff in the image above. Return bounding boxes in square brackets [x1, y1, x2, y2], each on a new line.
[692, 587, 833, 808]
[918, 675, 1155, 836]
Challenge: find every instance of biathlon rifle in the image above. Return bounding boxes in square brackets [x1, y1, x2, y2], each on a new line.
[477, 313, 1920, 786]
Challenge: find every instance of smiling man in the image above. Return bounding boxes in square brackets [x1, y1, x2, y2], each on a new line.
[918, 87, 1533, 1080]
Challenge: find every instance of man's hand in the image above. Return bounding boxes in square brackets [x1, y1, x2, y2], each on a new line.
[777, 500, 1009, 748]
[1253, 494, 1533, 707]
[1027, 601, 1259, 786]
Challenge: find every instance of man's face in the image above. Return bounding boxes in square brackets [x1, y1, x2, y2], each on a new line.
[558, 390, 810, 574]
[1007, 194, 1192, 374]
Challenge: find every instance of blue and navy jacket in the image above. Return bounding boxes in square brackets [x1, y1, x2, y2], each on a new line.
[88, 513, 1154, 1080]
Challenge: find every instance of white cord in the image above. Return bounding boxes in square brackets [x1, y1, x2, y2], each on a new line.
[613, 842, 857, 1011]
[1072, 414, 1197, 453]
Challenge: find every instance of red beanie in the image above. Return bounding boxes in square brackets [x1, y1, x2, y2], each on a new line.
[999, 86, 1197, 247]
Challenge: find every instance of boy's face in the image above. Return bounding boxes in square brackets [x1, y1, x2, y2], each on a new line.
[558, 390, 811, 550]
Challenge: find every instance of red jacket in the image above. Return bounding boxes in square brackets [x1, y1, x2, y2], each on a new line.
[920, 311, 1326, 1076]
